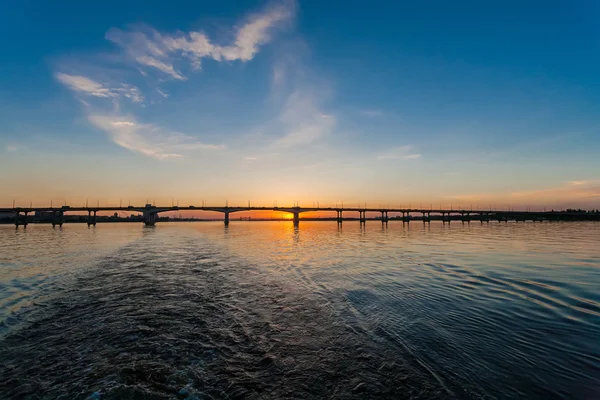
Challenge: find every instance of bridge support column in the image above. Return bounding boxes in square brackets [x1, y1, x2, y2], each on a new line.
[359, 210, 366, 224]
[337, 210, 343, 224]
[381, 211, 388, 223]
[293, 212, 299, 227]
[224, 211, 230, 226]
[15, 211, 28, 228]
[52, 211, 63, 228]
[87, 210, 97, 227]
[143, 211, 157, 226]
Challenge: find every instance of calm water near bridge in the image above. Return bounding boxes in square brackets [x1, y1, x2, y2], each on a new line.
[1, 221, 599, 399]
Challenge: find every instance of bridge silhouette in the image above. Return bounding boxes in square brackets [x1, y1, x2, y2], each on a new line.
[2, 203, 595, 228]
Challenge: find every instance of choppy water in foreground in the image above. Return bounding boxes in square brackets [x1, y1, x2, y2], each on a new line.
[0, 221, 599, 399]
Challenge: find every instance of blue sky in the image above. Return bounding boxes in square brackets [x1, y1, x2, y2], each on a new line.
[1, 0, 599, 209]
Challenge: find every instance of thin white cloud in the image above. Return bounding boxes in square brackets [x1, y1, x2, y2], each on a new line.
[135, 55, 186, 80]
[568, 180, 600, 186]
[272, 64, 285, 86]
[219, 1, 294, 61]
[118, 84, 144, 103]
[273, 90, 335, 148]
[56, 73, 113, 98]
[5, 144, 18, 153]
[446, 180, 600, 208]
[511, 180, 600, 199]
[56, 73, 144, 103]
[446, 193, 494, 201]
[105, 1, 294, 79]
[55, 2, 298, 160]
[377, 146, 421, 160]
[88, 115, 223, 160]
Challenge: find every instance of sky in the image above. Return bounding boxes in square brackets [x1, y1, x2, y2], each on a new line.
[1, 0, 599, 211]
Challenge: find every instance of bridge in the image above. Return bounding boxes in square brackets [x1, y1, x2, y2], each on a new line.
[2, 204, 597, 228]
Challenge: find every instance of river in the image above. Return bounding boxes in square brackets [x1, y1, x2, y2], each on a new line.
[1, 221, 599, 399]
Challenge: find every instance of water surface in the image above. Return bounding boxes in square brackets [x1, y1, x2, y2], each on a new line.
[1, 221, 599, 399]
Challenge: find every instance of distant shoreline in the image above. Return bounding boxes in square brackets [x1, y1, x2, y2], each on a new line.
[2, 214, 600, 225]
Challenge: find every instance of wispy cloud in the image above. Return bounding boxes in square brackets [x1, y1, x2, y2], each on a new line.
[5, 144, 18, 153]
[56, 73, 144, 103]
[88, 114, 223, 160]
[119, 84, 144, 103]
[272, 64, 285, 86]
[511, 180, 600, 199]
[135, 55, 186, 80]
[105, 1, 295, 80]
[377, 145, 421, 160]
[444, 180, 600, 209]
[446, 193, 495, 201]
[273, 90, 336, 148]
[569, 180, 597, 186]
[54, 3, 296, 160]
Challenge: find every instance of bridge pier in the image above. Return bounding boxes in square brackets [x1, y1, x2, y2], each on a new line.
[359, 210, 366, 224]
[337, 210, 343, 224]
[87, 210, 97, 226]
[15, 211, 28, 228]
[293, 211, 299, 227]
[143, 211, 157, 226]
[224, 211, 230, 226]
[442, 212, 450, 224]
[422, 212, 431, 223]
[52, 211, 64, 228]
[461, 212, 471, 224]
[381, 211, 388, 223]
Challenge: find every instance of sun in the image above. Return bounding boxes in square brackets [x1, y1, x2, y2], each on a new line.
[272, 211, 293, 220]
